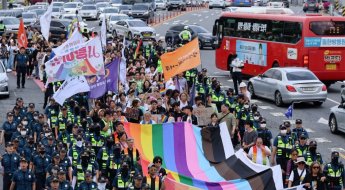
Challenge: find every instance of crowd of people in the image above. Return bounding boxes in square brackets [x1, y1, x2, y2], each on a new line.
[0, 28, 344, 190]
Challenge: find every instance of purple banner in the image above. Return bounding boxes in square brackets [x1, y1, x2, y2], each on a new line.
[87, 58, 120, 98]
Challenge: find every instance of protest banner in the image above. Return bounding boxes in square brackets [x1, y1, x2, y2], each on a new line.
[161, 38, 201, 81]
[125, 107, 140, 120]
[40, 2, 53, 41]
[53, 29, 85, 56]
[53, 76, 90, 105]
[193, 107, 214, 126]
[45, 37, 105, 82]
[17, 19, 28, 48]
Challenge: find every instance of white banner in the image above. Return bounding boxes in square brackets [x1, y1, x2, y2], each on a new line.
[120, 36, 127, 86]
[40, 2, 53, 41]
[53, 76, 90, 105]
[52, 29, 85, 56]
[101, 15, 106, 48]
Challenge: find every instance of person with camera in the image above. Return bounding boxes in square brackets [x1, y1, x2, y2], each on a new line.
[230, 54, 244, 95]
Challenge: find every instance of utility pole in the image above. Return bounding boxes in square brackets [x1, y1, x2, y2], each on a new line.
[2, 0, 7, 10]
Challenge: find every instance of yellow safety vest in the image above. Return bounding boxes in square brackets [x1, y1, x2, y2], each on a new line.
[277, 136, 293, 159]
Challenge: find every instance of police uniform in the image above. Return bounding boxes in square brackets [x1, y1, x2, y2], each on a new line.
[73, 163, 96, 188]
[112, 172, 132, 190]
[68, 145, 84, 168]
[15, 51, 29, 88]
[78, 180, 98, 190]
[11, 159, 36, 190]
[211, 91, 226, 112]
[1, 145, 20, 190]
[273, 132, 294, 172]
[294, 143, 308, 157]
[257, 128, 272, 148]
[56, 108, 74, 136]
[237, 107, 254, 140]
[32, 150, 52, 190]
[324, 162, 345, 190]
[304, 151, 323, 166]
[185, 68, 197, 88]
[2, 113, 18, 143]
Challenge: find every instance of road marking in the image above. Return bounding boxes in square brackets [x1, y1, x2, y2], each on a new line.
[14, 91, 17, 97]
[199, 19, 203, 22]
[304, 128, 315, 133]
[183, 20, 188, 23]
[327, 98, 340, 104]
[317, 117, 328, 125]
[259, 106, 274, 110]
[250, 99, 261, 104]
[227, 79, 233, 82]
[314, 137, 331, 143]
[329, 147, 345, 153]
[209, 75, 228, 78]
[205, 16, 209, 18]
[270, 112, 285, 117]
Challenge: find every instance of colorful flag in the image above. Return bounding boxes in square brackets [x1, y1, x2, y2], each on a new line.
[285, 104, 293, 119]
[40, 1, 53, 41]
[67, 18, 79, 38]
[161, 38, 201, 81]
[101, 15, 106, 48]
[53, 29, 84, 56]
[17, 19, 28, 48]
[87, 58, 120, 98]
[53, 76, 90, 105]
[133, 39, 142, 59]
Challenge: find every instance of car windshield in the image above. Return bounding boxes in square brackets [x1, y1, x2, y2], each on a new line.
[112, 0, 122, 3]
[32, 9, 46, 15]
[190, 25, 208, 33]
[22, 13, 37, 18]
[52, 8, 61, 12]
[0, 11, 13, 17]
[64, 4, 77, 8]
[104, 8, 119, 13]
[82, 5, 96, 10]
[286, 71, 318, 81]
[132, 5, 149, 10]
[128, 20, 147, 27]
[53, 2, 64, 7]
[60, 20, 71, 27]
[3, 18, 19, 25]
[0, 62, 5, 73]
[110, 15, 129, 21]
[156, 0, 163, 2]
[97, 3, 108, 7]
[119, 5, 132, 10]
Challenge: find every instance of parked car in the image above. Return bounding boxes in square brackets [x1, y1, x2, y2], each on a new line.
[0, 10, 22, 18]
[22, 12, 38, 25]
[165, 24, 216, 49]
[329, 102, 345, 134]
[129, 4, 154, 22]
[156, 0, 167, 10]
[31, 19, 69, 40]
[167, 0, 187, 11]
[303, 0, 320, 12]
[63, 2, 83, 14]
[119, 5, 132, 15]
[80, 5, 99, 20]
[60, 14, 89, 31]
[99, 7, 120, 26]
[247, 67, 327, 107]
[108, 14, 131, 32]
[209, 0, 225, 9]
[111, 0, 122, 7]
[52, 7, 63, 19]
[112, 19, 156, 40]
[0, 60, 9, 98]
[27, 5, 47, 11]
[0, 17, 20, 34]
[96, 2, 110, 12]
[341, 85, 345, 103]
[52, 1, 64, 8]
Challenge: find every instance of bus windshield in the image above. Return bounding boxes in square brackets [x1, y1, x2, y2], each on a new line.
[310, 21, 345, 36]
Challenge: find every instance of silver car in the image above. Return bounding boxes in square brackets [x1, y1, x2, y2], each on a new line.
[22, 12, 38, 25]
[248, 67, 327, 107]
[0, 17, 20, 33]
[80, 5, 99, 20]
[329, 103, 345, 134]
[0, 60, 9, 98]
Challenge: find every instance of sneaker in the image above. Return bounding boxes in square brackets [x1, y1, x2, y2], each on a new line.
[6, 69, 12, 72]
[17, 86, 20, 89]
[27, 76, 30, 79]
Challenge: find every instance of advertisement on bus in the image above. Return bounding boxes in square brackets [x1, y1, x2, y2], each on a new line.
[235, 40, 267, 66]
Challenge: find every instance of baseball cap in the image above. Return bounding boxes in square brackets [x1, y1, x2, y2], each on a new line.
[134, 174, 143, 180]
[58, 170, 66, 175]
[85, 170, 92, 177]
[28, 103, 35, 108]
[7, 112, 14, 117]
[5, 142, 13, 147]
[16, 97, 23, 101]
[279, 124, 287, 130]
[51, 177, 59, 183]
[295, 119, 302, 124]
[20, 157, 28, 163]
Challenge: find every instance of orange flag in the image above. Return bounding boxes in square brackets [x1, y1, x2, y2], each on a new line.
[17, 19, 28, 48]
[161, 38, 201, 81]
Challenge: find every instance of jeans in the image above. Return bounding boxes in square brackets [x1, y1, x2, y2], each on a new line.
[0, 58, 8, 70]
[8, 54, 15, 70]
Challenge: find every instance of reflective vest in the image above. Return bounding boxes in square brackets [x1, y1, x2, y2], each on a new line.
[117, 174, 130, 188]
[91, 135, 104, 148]
[276, 135, 293, 159]
[61, 133, 68, 144]
[0, 24, 5, 31]
[72, 146, 79, 167]
[124, 147, 137, 164]
[156, 59, 163, 73]
[294, 144, 308, 157]
[101, 147, 109, 170]
[181, 30, 190, 40]
[49, 109, 58, 127]
[100, 119, 112, 138]
[76, 163, 93, 185]
[58, 112, 73, 132]
[145, 46, 151, 57]
[185, 70, 196, 82]
[252, 145, 267, 165]
[146, 176, 159, 190]
[109, 155, 121, 170]
[211, 93, 225, 103]
[305, 152, 322, 166]
[326, 163, 344, 186]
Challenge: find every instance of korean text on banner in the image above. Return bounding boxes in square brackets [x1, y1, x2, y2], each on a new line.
[53, 29, 85, 56]
[45, 37, 105, 82]
[53, 76, 90, 105]
[17, 19, 28, 48]
[40, 2, 53, 41]
[161, 38, 201, 81]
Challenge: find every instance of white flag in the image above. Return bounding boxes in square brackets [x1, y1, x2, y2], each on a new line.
[40, 1, 53, 41]
[52, 29, 84, 56]
[53, 76, 90, 105]
[120, 36, 127, 90]
[101, 15, 106, 48]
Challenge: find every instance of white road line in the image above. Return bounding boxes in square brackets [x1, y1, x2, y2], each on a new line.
[317, 117, 328, 125]
[329, 147, 345, 153]
[327, 98, 340, 104]
[209, 75, 228, 78]
[259, 106, 274, 110]
[314, 137, 331, 143]
[199, 19, 203, 22]
[205, 16, 209, 19]
[250, 99, 262, 104]
[270, 112, 285, 117]
[304, 128, 315, 133]
[227, 79, 233, 82]
[14, 91, 17, 97]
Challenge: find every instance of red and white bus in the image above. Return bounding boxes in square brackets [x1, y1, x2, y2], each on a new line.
[213, 13, 345, 87]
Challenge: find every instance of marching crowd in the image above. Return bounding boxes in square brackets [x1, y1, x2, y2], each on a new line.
[0, 29, 345, 190]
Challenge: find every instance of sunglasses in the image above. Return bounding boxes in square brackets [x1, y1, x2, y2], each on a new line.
[313, 166, 320, 169]
[155, 161, 162, 163]
[298, 162, 305, 165]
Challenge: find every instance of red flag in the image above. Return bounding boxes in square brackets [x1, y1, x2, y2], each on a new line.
[17, 19, 28, 48]
[134, 39, 142, 59]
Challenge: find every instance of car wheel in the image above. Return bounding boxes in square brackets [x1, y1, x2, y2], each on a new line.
[329, 115, 338, 134]
[198, 40, 203, 49]
[275, 91, 283, 107]
[209, 6, 212, 9]
[313, 101, 323, 107]
[247, 82, 256, 99]
[166, 37, 173, 47]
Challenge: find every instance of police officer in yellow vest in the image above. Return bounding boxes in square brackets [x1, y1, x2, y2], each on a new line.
[88, 123, 105, 155]
[211, 83, 225, 112]
[323, 151, 345, 190]
[304, 140, 323, 167]
[185, 68, 197, 89]
[68, 135, 84, 168]
[271, 125, 294, 180]
[112, 162, 132, 190]
[107, 143, 123, 182]
[293, 134, 308, 157]
[0, 20, 6, 36]
[179, 26, 192, 45]
[55, 106, 74, 138]
[78, 170, 98, 190]
[72, 151, 97, 189]
[97, 136, 114, 175]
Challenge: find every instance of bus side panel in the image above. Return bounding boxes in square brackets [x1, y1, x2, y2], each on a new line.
[215, 37, 233, 71]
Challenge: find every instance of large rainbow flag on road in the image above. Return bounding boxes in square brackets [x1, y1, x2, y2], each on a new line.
[124, 122, 284, 190]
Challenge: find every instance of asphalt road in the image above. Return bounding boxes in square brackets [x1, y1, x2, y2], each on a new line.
[0, 6, 344, 184]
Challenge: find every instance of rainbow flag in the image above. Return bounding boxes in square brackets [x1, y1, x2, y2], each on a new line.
[124, 122, 284, 190]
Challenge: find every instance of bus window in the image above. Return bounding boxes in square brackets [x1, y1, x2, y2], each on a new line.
[224, 18, 236, 36]
[309, 21, 345, 36]
[270, 21, 284, 42]
[283, 22, 302, 43]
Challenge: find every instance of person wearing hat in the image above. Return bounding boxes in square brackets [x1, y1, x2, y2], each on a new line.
[239, 82, 251, 101]
[256, 118, 272, 148]
[31, 145, 51, 190]
[324, 151, 345, 190]
[45, 98, 59, 130]
[68, 134, 85, 168]
[304, 140, 323, 167]
[15, 98, 27, 118]
[96, 136, 114, 175]
[2, 112, 18, 143]
[57, 169, 73, 190]
[283, 121, 297, 142]
[225, 88, 236, 112]
[185, 68, 198, 89]
[11, 138, 20, 153]
[45, 165, 60, 189]
[292, 119, 309, 142]
[236, 100, 254, 142]
[142, 163, 165, 190]
[0, 142, 20, 190]
[46, 153, 64, 176]
[22, 136, 35, 161]
[32, 113, 45, 143]
[45, 135, 57, 156]
[10, 157, 36, 190]
[242, 120, 258, 153]
[230, 53, 244, 95]
[72, 151, 98, 189]
[12, 124, 28, 153]
[55, 106, 74, 138]
[293, 133, 309, 157]
[14, 46, 29, 88]
[129, 173, 145, 190]
[196, 73, 211, 103]
[58, 147, 73, 182]
[78, 170, 98, 190]
[211, 83, 226, 112]
[48, 177, 60, 190]
[271, 124, 294, 181]
[112, 162, 132, 190]
[288, 157, 309, 187]
[97, 175, 108, 190]
[26, 103, 36, 122]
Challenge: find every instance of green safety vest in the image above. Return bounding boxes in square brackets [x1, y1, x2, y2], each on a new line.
[76, 164, 93, 184]
[72, 146, 79, 167]
[212, 93, 225, 102]
[157, 59, 163, 73]
[294, 144, 308, 157]
[185, 70, 196, 82]
[100, 119, 112, 138]
[117, 174, 130, 188]
[181, 30, 190, 40]
[145, 46, 151, 57]
[0, 24, 5, 31]
[49, 109, 58, 127]
[326, 164, 344, 186]
[305, 152, 322, 166]
[101, 147, 109, 170]
[197, 84, 205, 94]
[58, 112, 73, 131]
[91, 135, 104, 148]
[276, 136, 293, 159]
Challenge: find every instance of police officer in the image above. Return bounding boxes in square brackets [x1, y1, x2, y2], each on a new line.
[294, 134, 308, 157]
[78, 170, 98, 190]
[26, 103, 36, 122]
[211, 83, 226, 112]
[271, 125, 294, 180]
[0, 20, 6, 36]
[323, 151, 345, 190]
[129, 174, 145, 190]
[185, 68, 198, 89]
[14, 47, 29, 89]
[59, 148, 73, 181]
[10, 157, 36, 190]
[107, 143, 123, 182]
[256, 118, 272, 148]
[179, 26, 192, 44]
[2, 112, 18, 143]
[97, 136, 114, 175]
[236, 101, 254, 141]
[58, 169, 73, 190]
[292, 119, 309, 142]
[22, 136, 36, 162]
[46, 135, 57, 156]
[304, 140, 323, 166]
[33, 113, 45, 143]
[112, 162, 132, 190]
[48, 177, 60, 190]
[45, 165, 60, 189]
[31, 145, 52, 190]
[68, 135, 85, 168]
[89, 123, 105, 154]
[142, 163, 165, 190]
[55, 106, 74, 138]
[45, 98, 59, 132]
[1, 142, 20, 190]
[72, 151, 97, 189]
